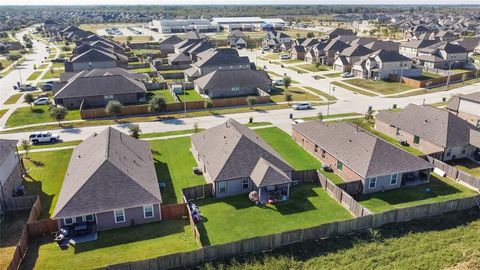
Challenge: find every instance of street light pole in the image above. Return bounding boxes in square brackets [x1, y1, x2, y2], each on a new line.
[327, 84, 335, 116]
[446, 61, 454, 88]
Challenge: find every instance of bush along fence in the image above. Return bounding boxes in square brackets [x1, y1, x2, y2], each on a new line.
[426, 156, 480, 191]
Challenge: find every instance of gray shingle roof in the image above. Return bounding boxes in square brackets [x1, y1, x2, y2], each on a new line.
[194, 50, 250, 67]
[339, 44, 373, 57]
[158, 35, 183, 46]
[376, 104, 477, 148]
[250, 158, 292, 188]
[293, 121, 432, 179]
[53, 127, 161, 219]
[370, 49, 412, 62]
[71, 48, 117, 63]
[0, 139, 18, 166]
[59, 68, 149, 82]
[228, 30, 246, 38]
[194, 69, 271, 91]
[191, 119, 292, 182]
[400, 39, 439, 49]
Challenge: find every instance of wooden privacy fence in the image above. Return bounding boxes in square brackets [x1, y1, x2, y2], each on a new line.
[3, 195, 38, 211]
[26, 219, 58, 239]
[291, 169, 319, 183]
[183, 196, 203, 247]
[426, 156, 480, 190]
[337, 180, 364, 195]
[317, 171, 372, 217]
[402, 70, 478, 88]
[182, 183, 214, 201]
[100, 194, 480, 270]
[161, 203, 188, 220]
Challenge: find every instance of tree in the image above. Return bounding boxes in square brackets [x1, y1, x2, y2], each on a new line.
[317, 112, 323, 121]
[365, 107, 374, 123]
[282, 76, 292, 90]
[49, 106, 68, 126]
[21, 139, 31, 158]
[149, 95, 166, 117]
[193, 121, 200, 133]
[246, 96, 257, 110]
[149, 36, 154, 41]
[307, 32, 315, 38]
[24, 93, 35, 110]
[128, 124, 141, 139]
[105, 100, 123, 122]
[284, 91, 293, 104]
[126, 36, 133, 43]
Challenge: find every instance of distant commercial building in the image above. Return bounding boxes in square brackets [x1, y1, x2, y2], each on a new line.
[211, 17, 286, 31]
[149, 19, 219, 34]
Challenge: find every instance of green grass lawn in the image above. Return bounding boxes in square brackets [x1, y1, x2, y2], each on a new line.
[22, 150, 72, 218]
[282, 59, 303, 64]
[201, 209, 480, 269]
[422, 71, 443, 78]
[132, 67, 155, 73]
[270, 86, 321, 103]
[324, 72, 342, 78]
[255, 127, 344, 184]
[177, 89, 204, 102]
[38, 63, 48, 70]
[132, 49, 160, 55]
[299, 112, 362, 121]
[41, 69, 63, 79]
[52, 62, 64, 69]
[6, 105, 80, 128]
[148, 89, 177, 104]
[303, 86, 337, 101]
[297, 63, 331, 72]
[267, 70, 282, 78]
[0, 109, 7, 119]
[260, 53, 280, 60]
[196, 183, 352, 245]
[245, 121, 272, 127]
[27, 71, 42, 81]
[150, 137, 206, 204]
[355, 174, 477, 213]
[3, 93, 23, 105]
[140, 128, 202, 139]
[393, 77, 480, 98]
[344, 78, 414, 95]
[29, 140, 82, 150]
[287, 66, 307, 74]
[447, 158, 480, 177]
[331, 81, 377, 97]
[22, 219, 199, 270]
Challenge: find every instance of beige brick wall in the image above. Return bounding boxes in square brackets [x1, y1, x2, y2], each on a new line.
[456, 111, 480, 127]
[0, 162, 23, 203]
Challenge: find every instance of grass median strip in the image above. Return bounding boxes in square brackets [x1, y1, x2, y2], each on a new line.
[0, 109, 7, 119]
[331, 81, 377, 97]
[3, 93, 23, 105]
[303, 86, 337, 101]
[29, 140, 82, 150]
[27, 71, 42, 81]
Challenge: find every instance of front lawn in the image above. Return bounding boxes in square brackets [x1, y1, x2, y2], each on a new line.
[5, 105, 80, 128]
[150, 137, 206, 204]
[177, 89, 205, 102]
[3, 93, 23, 105]
[254, 127, 344, 184]
[41, 69, 63, 79]
[282, 59, 303, 64]
[29, 140, 82, 150]
[331, 81, 377, 97]
[344, 78, 414, 95]
[303, 86, 337, 101]
[324, 72, 342, 78]
[140, 128, 202, 139]
[22, 219, 199, 270]
[297, 63, 331, 72]
[27, 71, 42, 81]
[22, 150, 73, 218]
[270, 87, 321, 103]
[299, 112, 362, 121]
[196, 183, 353, 245]
[355, 174, 477, 213]
[447, 158, 480, 177]
[286, 66, 307, 74]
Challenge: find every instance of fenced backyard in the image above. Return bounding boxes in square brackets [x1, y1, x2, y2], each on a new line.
[427, 156, 480, 190]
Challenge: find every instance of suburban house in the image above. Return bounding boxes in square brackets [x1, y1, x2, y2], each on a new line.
[158, 35, 184, 56]
[64, 48, 128, 72]
[292, 121, 433, 194]
[404, 25, 432, 41]
[447, 92, 480, 127]
[333, 44, 373, 72]
[434, 30, 460, 42]
[262, 30, 291, 50]
[351, 49, 421, 80]
[375, 104, 480, 161]
[318, 38, 351, 65]
[167, 52, 192, 66]
[290, 45, 306, 60]
[80, 34, 126, 53]
[324, 28, 355, 39]
[227, 30, 248, 48]
[415, 42, 468, 69]
[193, 69, 271, 98]
[452, 37, 480, 53]
[191, 119, 293, 201]
[0, 140, 23, 211]
[58, 67, 149, 83]
[53, 127, 162, 231]
[53, 69, 147, 109]
[364, 40, 400, 52]
[399, 39, 439, 59]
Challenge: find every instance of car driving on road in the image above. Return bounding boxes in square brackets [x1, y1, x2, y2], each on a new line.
[28, 132, 60, 144]
[292, 102, 312, 110]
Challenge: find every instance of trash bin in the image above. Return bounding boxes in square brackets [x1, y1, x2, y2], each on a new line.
[289, 113, 293, 119]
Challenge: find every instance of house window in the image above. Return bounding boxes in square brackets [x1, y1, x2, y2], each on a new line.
[64, 218, 73, 225]
[241, 178, 249, 190]
[75, 216, 84, 223]
[462, 146, 467, 154]
[231, 86, 240, 92]
[218, 181, 227, 193]
[314, 144, 318, 152]
[413, 135, 420, 144]
[143, 205, 154, 218]
[476, 120, 480, 128]
[446, 149, 452, 157]
[85, 214, 95, 222]
[114, 209, 125, 223]
[104, 95, 114, 102]
[369, 177, 377, 188]
[390, 174, 398, 185]
[396, 128, 401, 136]
[321, 149, 326, 159]
[337, 161, 343, 172]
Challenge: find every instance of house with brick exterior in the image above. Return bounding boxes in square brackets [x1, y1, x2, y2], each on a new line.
[447, 92, 480, 128]
[191, 119, 293, 201]
[375, 104, 480, 161]
[0, 140, 23, 212]
[293, 121, 433, 194]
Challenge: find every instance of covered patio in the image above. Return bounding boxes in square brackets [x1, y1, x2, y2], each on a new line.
[250, 158, 292, 204]
[400, 169, 431, 187]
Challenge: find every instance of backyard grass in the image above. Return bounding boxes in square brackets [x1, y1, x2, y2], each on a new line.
[297, 63, 331, 72]
[254, 127, 344, 184]
[298, 112, 362, 121]
[344, 78, 414, 95]
[132, 66, 155, 73]
[355, 174, 477, 213]
[245, 121, 272, 127]
[0, 109, 7, 119]
[22, 150, 72, 218]
[422, 71, 443, 78]
[303, 86, 337, 101]
[150, 137, 206, 204]
[447, 158, 480, 177]
[270, 86, 321, 103]
[177, 89, 205, 102]
[0, 211, 30, 270]
[27, 71, 42, 81]
[196, 183, 352, 245]
[3, 93, 23, 105]
[331, 81, 377, 97]
[148, 89, 177, 104]
[21, 219, 199, 270]
[201, 209, 480, 270]
[5, 105, 80, 128]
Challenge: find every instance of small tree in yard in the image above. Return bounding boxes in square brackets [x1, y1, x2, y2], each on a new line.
[21, 139, 30, 159]
[128, 124, 141, 139]
[317, 112, 323, 121]
[462, 72, 469, 82]
[149, 96, 166, 117]
[365, 107, 374, 123]
[193, 122, 200, 133]
[284, 91, 293, 104]
[105, 100, 123, 122]
[246, 96, 257, 110]
[49, 106, 68, 126]
[204, 100, 213, 112]
[282, 76, 292, 91]
[24, 93, 35, 110]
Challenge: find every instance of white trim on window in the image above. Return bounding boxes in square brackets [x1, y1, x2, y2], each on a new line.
[390, 174, 398, 185]
[114, 209, 125, 223]
[218, 181, 227, 193]
[143, 204, 154, 219]
[85, 214, 95, 222]
[368, 177, 377, 189]
[64, 217, 74, 225]
[241, 178, 250, 190]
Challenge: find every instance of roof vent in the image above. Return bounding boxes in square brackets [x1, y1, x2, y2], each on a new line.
[78, 155, 81, 158]
[424, 119, 428, 123]
[348, 139, 352, 143]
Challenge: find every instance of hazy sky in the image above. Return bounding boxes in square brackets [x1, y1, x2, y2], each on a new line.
[0, 0, 479, 5]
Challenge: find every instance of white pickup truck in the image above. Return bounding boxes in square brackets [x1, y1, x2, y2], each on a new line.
[28, 132, 60, 144]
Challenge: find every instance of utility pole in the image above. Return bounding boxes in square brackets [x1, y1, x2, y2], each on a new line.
[327, 84, 335, 116]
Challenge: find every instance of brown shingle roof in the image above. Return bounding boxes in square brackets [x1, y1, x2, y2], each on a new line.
[250, 158, 291, 187]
